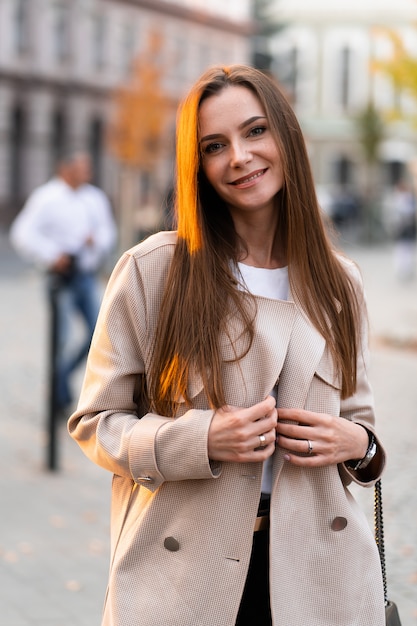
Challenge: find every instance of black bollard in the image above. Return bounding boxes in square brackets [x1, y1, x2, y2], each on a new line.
[47, 275, 60, 471]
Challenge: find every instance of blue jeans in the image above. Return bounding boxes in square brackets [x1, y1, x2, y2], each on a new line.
[47, 270, 100, 410]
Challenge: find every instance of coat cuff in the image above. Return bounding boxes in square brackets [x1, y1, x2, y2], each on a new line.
[341, 423, 386, 486]
[128, 409, 221, 491]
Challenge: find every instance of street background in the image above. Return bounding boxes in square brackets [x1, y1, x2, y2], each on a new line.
[0, 230, 416, 626]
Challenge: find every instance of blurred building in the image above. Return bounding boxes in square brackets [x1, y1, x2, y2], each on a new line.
[270, 0, 417, 209]
[0, 0, 253, 228]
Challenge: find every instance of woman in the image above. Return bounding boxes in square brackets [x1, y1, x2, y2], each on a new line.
[68, 65, 385, 626]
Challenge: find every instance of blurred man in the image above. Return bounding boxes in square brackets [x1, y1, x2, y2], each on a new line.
[10, 151, 117, 412]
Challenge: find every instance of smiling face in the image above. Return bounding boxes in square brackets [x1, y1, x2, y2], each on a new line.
[198, 85, 284, 224]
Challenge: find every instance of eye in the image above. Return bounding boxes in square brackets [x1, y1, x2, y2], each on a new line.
[202, 141, 224, 155]
[248, 125, 267, 137]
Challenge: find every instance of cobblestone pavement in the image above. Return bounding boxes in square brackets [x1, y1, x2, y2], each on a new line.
[0, 232, 416, 625]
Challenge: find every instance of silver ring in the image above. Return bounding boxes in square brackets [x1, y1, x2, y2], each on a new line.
[259, 434, 266, 446]
[307, 439, 313, 455]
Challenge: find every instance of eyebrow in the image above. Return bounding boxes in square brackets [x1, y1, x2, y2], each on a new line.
[200, 115, 267, 143]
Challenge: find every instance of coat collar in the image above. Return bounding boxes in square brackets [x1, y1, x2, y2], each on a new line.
[186, 292, 327, 408]
[221, 290, 327, 409]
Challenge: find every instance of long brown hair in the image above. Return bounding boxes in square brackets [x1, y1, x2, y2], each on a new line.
[148, 65, 361, 415]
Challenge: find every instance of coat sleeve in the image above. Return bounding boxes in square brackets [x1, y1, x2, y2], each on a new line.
[68, 250, 220, 492]
[338, 261, 386, 487]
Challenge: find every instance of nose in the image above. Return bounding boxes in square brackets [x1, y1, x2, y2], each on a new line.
[229, 140, 251, 167]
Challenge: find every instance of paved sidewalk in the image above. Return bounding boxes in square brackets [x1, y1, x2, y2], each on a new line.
[0, 233, 416, 625]
[0, 236, 110, 626]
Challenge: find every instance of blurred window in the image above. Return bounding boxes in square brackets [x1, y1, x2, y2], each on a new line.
[339, 46, 351, 110]
[274, 46, 298, 104]
[53, 2, 71, 64]
[334, 155, 354, 186]
[288, 47, 298, 104]
[121, 22, 136, 76]
[10, 105, 25, 200]
[13, 0, 30, 56]
[89, 118, 104, 187]
[92, 13, 107, 71]
[173, 36, 187, 79]
[140, 171, 151, 205]
[386, 160, 405, 187]
[51, 108, 66, 165]
[199, 43, 211, 74]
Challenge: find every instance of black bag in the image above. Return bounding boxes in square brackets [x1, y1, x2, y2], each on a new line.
[385, 601, 402, 626]
[374, 480, 402, 626]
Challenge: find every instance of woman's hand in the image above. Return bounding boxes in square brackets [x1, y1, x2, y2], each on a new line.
[208, 396, 278, 463]
[276, 407, 369, 467]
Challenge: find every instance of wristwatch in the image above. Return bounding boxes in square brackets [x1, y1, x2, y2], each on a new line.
[346, 430, 377, 471]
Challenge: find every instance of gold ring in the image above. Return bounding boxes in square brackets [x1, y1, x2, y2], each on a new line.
[259, 434, 266, 446]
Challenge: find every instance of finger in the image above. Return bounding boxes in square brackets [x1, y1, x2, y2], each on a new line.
[280, 436, 324, 466]
[277, 407, 313, 424]
[258, 395, 277, 415]
[283, 452, 320, 466]
[254, 429, 276, 450]
[243, 396, 277, 425]
[278, 434, 316, 456]
[276, 422, 316, 441]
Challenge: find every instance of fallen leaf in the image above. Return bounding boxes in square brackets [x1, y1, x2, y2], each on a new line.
[49, 515, 66, 528]
[4, 551, 18, 563]
[66, 580, 82, 592]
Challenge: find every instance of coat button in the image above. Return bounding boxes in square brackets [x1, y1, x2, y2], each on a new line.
[164, 536, 180, 552]
[331, 516, 348, 531]
[136, 476, 154, 483]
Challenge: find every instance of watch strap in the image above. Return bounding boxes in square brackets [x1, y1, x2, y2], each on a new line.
[346, 429, 377, 471]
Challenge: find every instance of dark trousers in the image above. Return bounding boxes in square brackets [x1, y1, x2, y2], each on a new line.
[235, 529, 272, 626]
[48, 270, 100, 409]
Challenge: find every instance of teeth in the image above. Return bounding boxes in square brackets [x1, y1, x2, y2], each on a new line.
[236, 171, 263, 184]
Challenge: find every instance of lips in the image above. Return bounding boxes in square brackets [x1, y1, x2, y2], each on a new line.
[230, 168, 267, 186]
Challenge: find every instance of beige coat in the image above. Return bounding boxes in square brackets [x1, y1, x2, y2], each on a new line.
[68, 230, 386, 626]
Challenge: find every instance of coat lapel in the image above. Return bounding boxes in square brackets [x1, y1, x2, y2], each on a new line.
[276, 310, 326, 409]
[271, 294, 327, 490]
[221, 297, 298, 407]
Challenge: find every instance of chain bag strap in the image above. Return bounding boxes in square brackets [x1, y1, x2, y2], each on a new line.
[374, 480, 402, 626]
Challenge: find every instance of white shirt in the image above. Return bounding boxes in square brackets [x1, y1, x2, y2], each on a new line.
[237, 262, 289, 494]
[9, 177, 117, 272]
